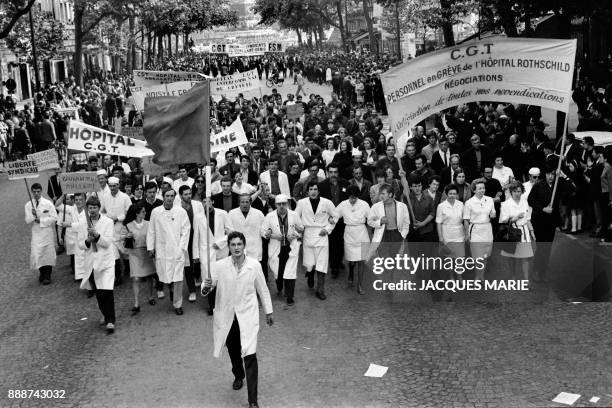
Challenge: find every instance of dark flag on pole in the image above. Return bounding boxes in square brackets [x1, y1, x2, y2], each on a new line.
[143, 81, 210, 165]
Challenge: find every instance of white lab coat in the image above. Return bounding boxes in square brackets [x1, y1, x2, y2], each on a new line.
[259, 170, 291, 197]
[260, 209, 303, 279]
[193, 209, 229, 277]
[227, 207, 265, 261]
[77, 215, 115, 290]
[367, 200, 411, 259]
[146, 205, 190, 283]
[207, 256, 273, 358]
[100, 190, 132, 258]
[71, 209, 88, 280]
[25, 197, 57, 270]
[57, 204, 78, 255]
[295, 197, 337, 247]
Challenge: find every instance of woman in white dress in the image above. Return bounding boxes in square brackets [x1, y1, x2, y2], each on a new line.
[499, 181, 536, 280]
[436, 184, 465, 280]
[335, 185, 371, 294]
[121, 202, 156, 315]
[463, 178, 496, 280]
[322, 138, 338, 168]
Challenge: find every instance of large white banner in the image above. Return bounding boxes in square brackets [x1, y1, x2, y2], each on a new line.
[68, 121, 154, 158]
[210, 69, 260, 96]
[133, 70, 209, 87]
[130, 81, 200, 110]
[211, 118, 248, 154]
[381, 37, 577, 138]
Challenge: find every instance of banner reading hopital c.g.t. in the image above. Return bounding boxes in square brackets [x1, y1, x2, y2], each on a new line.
[68, 121, 154, 158]
[381, 37, 577, 138]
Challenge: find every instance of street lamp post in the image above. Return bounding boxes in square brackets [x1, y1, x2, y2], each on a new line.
[28, 8, 41, 92]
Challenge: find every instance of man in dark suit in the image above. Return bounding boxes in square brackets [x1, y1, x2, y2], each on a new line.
[211, 176, 239, 212]
[440, 154, 461, 188]
[349, 165, 372, 205]
[218, 150, 240, 180]
[238, 155, 259, 185]
[37, 113, 57, 151]
[461, 134, 492, 181]
[250, 145, 268, 175]
[528, 166, 570, 282]
[318, 162, 349, 278]
[430, 136, 453, 174]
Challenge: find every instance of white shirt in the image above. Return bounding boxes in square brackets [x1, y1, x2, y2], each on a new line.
[100, 190, 132, 224]
[436, 199, 464, 225]
[523, 181, 536, 199]
[299, 169, 326, 179]
[173, 177, 194, 193]
[492, 166, 514, 187]
[463, 195, 495, 224]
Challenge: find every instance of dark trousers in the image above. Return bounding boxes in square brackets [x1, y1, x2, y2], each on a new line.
[276, 245, 295, 302]
[184, 262, 199, 294]
[70, 255, 75, 275]
[261, 239, 269, 281]
[89, 274, 115, 324]
[226, 316, 258, 404]
[154, 273, 164, 291]
[208, 287, 217, 311]
[532, 216, 556, 278]
[329, 221, 345, 271]
[38, 265, 52, 282]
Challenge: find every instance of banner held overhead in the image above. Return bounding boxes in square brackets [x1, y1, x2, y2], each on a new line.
[381, 37, 577, 138]
[211, 118, 248, 154]
[67, 121, 155, 158]
[133, 70, 210, 87]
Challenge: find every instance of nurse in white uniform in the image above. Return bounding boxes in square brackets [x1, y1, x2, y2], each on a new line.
[436, 184, 465, 279]
[335, 185, 370, 294]
[500, 181, 536, 281]
[463, 178, 496, 280]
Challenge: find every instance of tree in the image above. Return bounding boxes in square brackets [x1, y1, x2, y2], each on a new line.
[5, 7, 68, 62]
[0, 0, 37, 40]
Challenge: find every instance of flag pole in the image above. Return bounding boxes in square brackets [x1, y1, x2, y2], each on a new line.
[205, 79, 212, 281]
[548, 112, 570, 208]
[24, 178, 35, 209]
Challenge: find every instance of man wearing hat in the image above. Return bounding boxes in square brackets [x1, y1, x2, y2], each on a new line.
[261, 194, 303, 307]
[100, 176, 132, 285]
[96, 169, 111, 200]
[523, 167, 540, 199]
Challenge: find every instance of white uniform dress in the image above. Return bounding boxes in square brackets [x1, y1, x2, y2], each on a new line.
[260, 210, 303, 280]
[463, 195, 495, 258]
[192, 209, 229, 277]
[435, 199, 466, 259]
[100, 190, 132, 258]
[336, 199, 370, 261]
[146, 205, 190, 284]
[25, 198, 57, 270]
[122, 220, 156, 278]
[295, 197, 337, 272]
[499, 198, 534, 259]
[78, 215, 115, 290]
[208, 256, 273, 358]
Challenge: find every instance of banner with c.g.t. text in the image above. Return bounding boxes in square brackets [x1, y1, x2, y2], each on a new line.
[381, 37, 577, 138]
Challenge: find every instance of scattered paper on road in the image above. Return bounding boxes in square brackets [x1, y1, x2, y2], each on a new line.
[364, 363, 388, 378]
[303, 347, 311, 350]
[552, 392, 581, 405]
[80, 317, 88, 320]
[590, 397, 600, 403]
[42, 365, 49, 369]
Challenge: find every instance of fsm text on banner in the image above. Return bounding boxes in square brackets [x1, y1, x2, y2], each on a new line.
[67, 120, 155, 158]
[211, 118, 248, 154]
[381, 37, 577, 138]
[7, 160, 39, 180]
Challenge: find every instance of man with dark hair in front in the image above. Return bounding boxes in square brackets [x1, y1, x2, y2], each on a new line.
[201, 231, 273, 408]
[25, 182, 57, 285]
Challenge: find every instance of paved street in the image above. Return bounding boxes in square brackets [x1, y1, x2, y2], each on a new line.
[1, 167, 612, 408]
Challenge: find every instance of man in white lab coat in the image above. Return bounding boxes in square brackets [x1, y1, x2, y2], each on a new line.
[146, 189, 190, 315]
[261, 194, 303, 307]
[295, 180, 337, 300]
[77, 196, 116, 333]
[259, 155, 290, 202]
[100, 176, 132, 285]
[178, 185, 205, 302]
[201, 231, 273, 408]
[193, 196, 229, 315]
[226, 194, 265, 269]
[25, 183, 57, 285]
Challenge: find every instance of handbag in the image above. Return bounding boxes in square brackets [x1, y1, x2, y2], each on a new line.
[123, 225, 134, 249]
[495, 222, 522, 253]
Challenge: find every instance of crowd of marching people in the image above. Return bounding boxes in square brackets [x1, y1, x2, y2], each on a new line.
[16, 48, 612, 334]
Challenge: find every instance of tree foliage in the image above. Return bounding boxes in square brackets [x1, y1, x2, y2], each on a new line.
[5, 7, 68, 61]
[0, 0, 37, 39]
